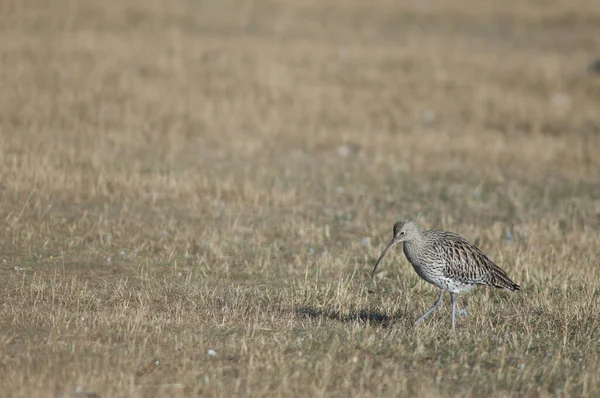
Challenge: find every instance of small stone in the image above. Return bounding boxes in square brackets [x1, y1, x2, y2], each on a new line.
[394, 163, 409, 173]
[207, 349, 217, 357]
[336, 144, 360, 158]
[71, 387, 99, 398]
[550, 92, 571, 110]
[373, 271, 388, 280]
[421, 109, 436, 125]
[337, 145, 351, 158]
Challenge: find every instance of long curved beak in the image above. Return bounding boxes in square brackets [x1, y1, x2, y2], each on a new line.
[371, 238, 397, 278]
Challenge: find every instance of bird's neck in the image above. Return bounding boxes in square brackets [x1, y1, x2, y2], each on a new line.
[404, 231, 426, 251]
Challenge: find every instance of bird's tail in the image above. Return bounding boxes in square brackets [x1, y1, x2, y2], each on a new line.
[489, 263, 520, 291]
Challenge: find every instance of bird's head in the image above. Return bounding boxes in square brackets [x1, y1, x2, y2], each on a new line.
[371, 220, 419, 277]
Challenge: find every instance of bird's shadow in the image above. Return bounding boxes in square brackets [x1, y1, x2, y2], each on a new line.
[294, 306, 406, 328]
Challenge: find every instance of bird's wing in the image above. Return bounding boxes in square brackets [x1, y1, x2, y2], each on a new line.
[434, 231, 520, 291]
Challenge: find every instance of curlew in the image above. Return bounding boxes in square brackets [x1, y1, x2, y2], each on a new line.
[371, 221, 520, 329]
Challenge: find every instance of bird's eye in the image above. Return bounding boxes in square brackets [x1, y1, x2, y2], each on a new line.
[400, 231, 405, 235]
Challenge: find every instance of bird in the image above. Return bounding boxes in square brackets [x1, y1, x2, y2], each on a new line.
[371, 220, 520, 329]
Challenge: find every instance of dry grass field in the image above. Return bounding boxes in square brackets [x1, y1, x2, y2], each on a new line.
[1, 0, 600, 396]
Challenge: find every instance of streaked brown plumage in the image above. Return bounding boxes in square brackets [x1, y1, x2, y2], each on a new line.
[371, 220, 520, 329]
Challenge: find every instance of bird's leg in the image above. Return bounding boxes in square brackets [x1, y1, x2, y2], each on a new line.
[451, 292, 456, 330]
[415, 289, 444, 325]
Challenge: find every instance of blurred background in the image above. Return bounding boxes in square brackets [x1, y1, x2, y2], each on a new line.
[2, 0, 599, 258]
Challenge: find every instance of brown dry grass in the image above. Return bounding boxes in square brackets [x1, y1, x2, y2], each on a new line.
[1, 0, 600, 396]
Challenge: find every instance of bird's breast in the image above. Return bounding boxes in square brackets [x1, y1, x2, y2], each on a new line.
[403, 243, 445, 283]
